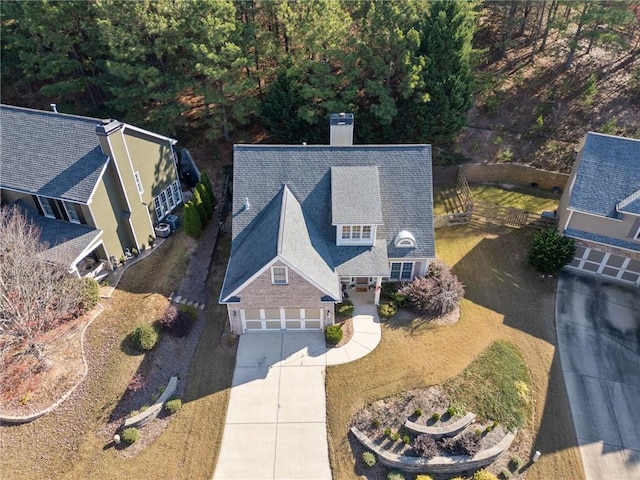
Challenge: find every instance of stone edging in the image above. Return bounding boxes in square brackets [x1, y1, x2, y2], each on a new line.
[350, 426, 516, 475]
[123, 376, 178, 429]
[404, 412, 476, 439]
[0, 305, 104, 425]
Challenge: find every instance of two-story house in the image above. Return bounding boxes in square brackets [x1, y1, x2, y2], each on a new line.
[0, 105, 183, 278]
[558, 132, 640, 286]
[219, 114, 435, 334]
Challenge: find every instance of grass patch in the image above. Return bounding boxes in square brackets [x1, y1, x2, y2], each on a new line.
[326, 224, 584, 480]
[444, 340, 532, 430]
[470, 185, 559, 213]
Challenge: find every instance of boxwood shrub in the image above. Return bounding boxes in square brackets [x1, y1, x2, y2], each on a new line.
[378, 302, 397, 319]
[336, 300, 354, 317]
[130, 324, 158, 351]
[362, 451, 376, 467]
[325, 325, 343, 345]
[121, 427, 139, 444]
[165, 398, 182, 414]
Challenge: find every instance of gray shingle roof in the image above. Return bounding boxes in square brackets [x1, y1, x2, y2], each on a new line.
[331, 166, 383, 225]
[220, 144, 434, 302]
[564, 228, 640, 253]
[9, 200, 102, 267]
[0, 105, 108, 203]
[569, 132, 640, 219]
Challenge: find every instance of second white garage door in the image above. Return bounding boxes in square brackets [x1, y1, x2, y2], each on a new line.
[567, 245, 640, 286]
[241, 308, 323, 332]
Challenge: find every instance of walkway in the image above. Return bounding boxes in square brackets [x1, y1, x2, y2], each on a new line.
[213, 302, 381, 480]
[556, 271, 640, 480]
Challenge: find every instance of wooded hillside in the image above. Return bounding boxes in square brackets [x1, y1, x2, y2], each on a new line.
[2, 0, 639, 171]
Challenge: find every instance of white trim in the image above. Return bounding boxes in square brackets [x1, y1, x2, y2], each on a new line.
[86, 160, 110, 205]
[36, 195, 56, 218]
[336, 224, 375, 246]
[70, 234, 104, 268]
[221, 255, 339, 302]
[122, 123, 178, 145]
[271, 265, 288, 284]
[133, 171, 144, 195]
[106, 135, 133, 211]
[120, 130, 144, 205]
[635, 224, 640, 240]
[563, 209, 574, 232]
[62, 200, 81, 224]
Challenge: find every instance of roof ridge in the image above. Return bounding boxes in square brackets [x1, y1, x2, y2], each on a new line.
[617, 188, 640, 210]
[277, 185, 289, 254]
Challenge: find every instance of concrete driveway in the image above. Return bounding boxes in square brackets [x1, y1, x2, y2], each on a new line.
[556, 271, 640, 480]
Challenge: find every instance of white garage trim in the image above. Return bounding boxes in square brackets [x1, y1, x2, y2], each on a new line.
[567, 246, 640, 286]
[240, 308, 324, 332]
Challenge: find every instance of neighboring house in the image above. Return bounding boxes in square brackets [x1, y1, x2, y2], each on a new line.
[558, 132, 640, 286]
[219, 113, 435, 334]
[0, 104, 182, 278]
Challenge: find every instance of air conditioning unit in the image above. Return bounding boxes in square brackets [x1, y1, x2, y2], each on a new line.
[154, 223, 171, 238]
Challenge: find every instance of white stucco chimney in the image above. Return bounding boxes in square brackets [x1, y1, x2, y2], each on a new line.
[330, 113, 354, 146]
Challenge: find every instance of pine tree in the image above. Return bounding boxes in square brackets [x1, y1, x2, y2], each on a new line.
[258, 67, 307, 143]
[184, 201, 202, 239]
[528, 228, 576, 274]
[418, 0, 476, 142]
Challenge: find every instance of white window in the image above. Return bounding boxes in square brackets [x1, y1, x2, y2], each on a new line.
[133, 172, 143, 194]
[153, 181, 183, 221]
[160, 190, 169, 215]
[271, 266, 288, 284]
[390, 262, 413, 281]
[339, 225, 374, 245]
[63, 201, 80, 224]
[154, 197, 163, 220]
[37, 196, 55, 218]
[170, 181, 181, 206]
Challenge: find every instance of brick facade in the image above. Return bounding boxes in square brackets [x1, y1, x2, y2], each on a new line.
[225, 260, 334, 334]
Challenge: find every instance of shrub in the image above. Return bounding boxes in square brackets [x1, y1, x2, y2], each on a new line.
[457, 430, 482, 456]
[336, 300, 354, 317]
[325, 325, 343, 345]
[384, 427, 392, 437]
[158, 304, 194, 337]
[387, 472, 405, 480]
[510, 455, 524, 470]
[196, 182, 214, 219]
[130, 323, 158, 351]
[378, 302, 397, 319]
[127, 373, 146, 392]
[500, 469, 512, 479]
[362, 451, 376, 467]
[165, 398, 182, 414]
[447, 403, 465, 418]
[380, 281, 409, 307]
[402, 435, 411, 444]
[179, 303, 198, 319]
[475, 428, 483, 436]
[527, 227, 575, 274]
[77, 278, 99, 312]
[412, 434, 438, 459]
[372, 418, 381, 428]
[414, 408, 423, 417]
[473, 470, 498, 480]
[121, 427, 139, 444]
[416, 476, 433, 480]
[431, 412, 440, 421]
[391, 432, 401, 441]
[400, 260, 464, 317]
[184, 201, 203, 239]
[200, 170, 216, 207]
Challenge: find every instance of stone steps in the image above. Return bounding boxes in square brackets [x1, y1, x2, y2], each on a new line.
[168, 292, 205, 310]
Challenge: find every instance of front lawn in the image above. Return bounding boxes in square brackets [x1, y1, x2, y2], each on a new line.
[326, 224, 584, 480]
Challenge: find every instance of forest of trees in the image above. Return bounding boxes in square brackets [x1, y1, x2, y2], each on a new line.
[1, 0, 638, 145]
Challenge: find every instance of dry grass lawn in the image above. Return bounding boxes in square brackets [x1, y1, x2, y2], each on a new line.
[326, 224, 585, 480]
[0, 232, 236, 480]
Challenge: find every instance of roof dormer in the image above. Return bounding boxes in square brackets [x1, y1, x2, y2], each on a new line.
[394, 230, 416, 248]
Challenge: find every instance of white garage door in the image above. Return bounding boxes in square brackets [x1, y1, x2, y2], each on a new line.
[241, 308, 323, 332]
[568, 245, 640, 286]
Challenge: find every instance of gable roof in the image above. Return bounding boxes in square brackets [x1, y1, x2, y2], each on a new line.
[569, 132, 640, 219]
[221, 186, 340, 301]
[220, 144, 434, 302]
[0, 105, 109, 204]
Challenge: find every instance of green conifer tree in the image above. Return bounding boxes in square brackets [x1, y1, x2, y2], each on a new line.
[200, 170, 216, 207]
[184, 201, 202, 239]
[193, 190, 208, 228]
[196, 183, 214, 219]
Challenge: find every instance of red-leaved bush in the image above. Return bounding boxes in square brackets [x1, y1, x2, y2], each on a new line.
[399, 260, 464, 317]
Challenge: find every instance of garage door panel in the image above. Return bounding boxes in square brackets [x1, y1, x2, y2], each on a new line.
[583, 262, 600, 272]
[621, 271, 640, 283]
[305, 320, 321, 329]
[605, 255, 625, 268]
[568, 245, 639, 286]
[245, 320, 263, 330]
[285, 320, 301, 329]
[587, 250, 606, 262]
[627, 259, 640, 273]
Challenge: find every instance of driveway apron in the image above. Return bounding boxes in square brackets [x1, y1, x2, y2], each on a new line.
[556, 271, 640, 480]
[214, 305, 381, 480]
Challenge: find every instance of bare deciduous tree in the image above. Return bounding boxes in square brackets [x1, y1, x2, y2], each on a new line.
[0, 205, 84, 396]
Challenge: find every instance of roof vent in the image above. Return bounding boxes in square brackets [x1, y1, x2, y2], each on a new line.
[50, 103, 58, 113]
[394, 230, 416, 248]
[244, 197, 250, 211]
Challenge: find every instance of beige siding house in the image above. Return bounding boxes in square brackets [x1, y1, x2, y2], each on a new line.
[558, 132, 640, 286]
[220, 114, 435, 334]
[0, 105, 183, 278]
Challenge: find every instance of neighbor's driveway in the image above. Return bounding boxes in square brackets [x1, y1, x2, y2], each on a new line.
[556, 271, 640, 480]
